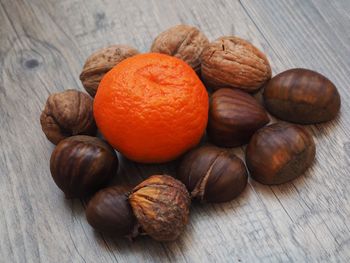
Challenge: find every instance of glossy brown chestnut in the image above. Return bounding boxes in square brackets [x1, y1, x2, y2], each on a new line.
[208, 88, 270, 147]
[263, 68, 341, 124]
[129, 175, 190, 241]
[177, 145, 248, 203]
[246, 123, 316, 185]
[50, 135, 118, 198]
[86, 185, 136, 236]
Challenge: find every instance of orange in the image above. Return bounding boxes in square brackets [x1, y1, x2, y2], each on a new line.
[93, 53, 209, 163]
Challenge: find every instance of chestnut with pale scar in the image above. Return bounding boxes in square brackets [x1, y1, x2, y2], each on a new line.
[263, 68, 341, 124]
[86, 175, 191, 241]
[37, 24, 345, 246]
[178, 145, 247, 203]
[246, 123, 315, 185]
[208, 88, 270, 147]
[50, 135, 118, 198]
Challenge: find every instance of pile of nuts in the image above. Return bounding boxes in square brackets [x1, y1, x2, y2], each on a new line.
[40, 24, 341, 242]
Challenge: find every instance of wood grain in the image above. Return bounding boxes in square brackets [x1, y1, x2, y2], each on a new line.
[1, 0, 350, 262]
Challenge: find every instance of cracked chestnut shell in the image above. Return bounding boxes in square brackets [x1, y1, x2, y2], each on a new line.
[80, 45, 139, 97]
[177, 145, 247, 203]
[129, 175, 190, 241]
[201, 36, 271, 93]
[263, 68, 341, 124]
[50, 135, 118, 198]
[86, 185, 136, 236]
[150, 24, 209, 73]
[246, 123, 315, 185]
[40, 90, 96, 144]
[208, 88, 270, 147]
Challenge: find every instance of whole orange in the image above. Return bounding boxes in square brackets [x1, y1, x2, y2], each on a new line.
[94, 53, 209, 163]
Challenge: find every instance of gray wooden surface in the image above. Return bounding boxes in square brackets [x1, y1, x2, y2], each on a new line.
[1, 0, 350, 262]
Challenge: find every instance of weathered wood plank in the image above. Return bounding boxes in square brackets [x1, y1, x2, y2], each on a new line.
[239, 0, 350, 262]
[0, 0, 350, 262]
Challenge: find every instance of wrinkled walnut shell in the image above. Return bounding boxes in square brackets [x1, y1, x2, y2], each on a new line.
[80, 45, 139, 97]
[129, 175, 190, 241]
[151, 24, 209, 73]
[201, 36, 272, 93]
[40, 90, 96, 144]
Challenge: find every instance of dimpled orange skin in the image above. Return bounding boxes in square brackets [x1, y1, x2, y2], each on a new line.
[93, 53, 209, 163]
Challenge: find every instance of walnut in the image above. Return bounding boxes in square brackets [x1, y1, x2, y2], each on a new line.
[129, 175, 190, 241]
[201, 36, 272, 93]
[40, 90, 96, 144]
[150, 24, 209, 73]
[80, 45, 139, 97]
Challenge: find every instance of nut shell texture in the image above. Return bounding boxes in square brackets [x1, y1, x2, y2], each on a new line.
[263, 68, 341, 124]
[80, 45, 139, 97]
[208, 88, 269, 147]
[50, 135, 118, 198]
[201, 36, 271, 92]
[151, 24, 209, 73]
[40, 90, 96, 144]
[86, 186, 136, 236]
[178, 146, 248, 203]
[129, 175, 190, 241]
[246, 123, 315, 185]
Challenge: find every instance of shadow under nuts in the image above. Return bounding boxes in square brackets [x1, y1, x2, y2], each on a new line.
[263, 68, 341, 124]
[201, 36, 271, 93]
[246, 123, 315, 185]
[150, 24, 209, 73]
[50, 135, 118, 198]
[80, 45, 139, 97]
[129, 175, 190, 241]
[86, 185, 136, 236]
[177, 146, 248, 203]
[208, 88, 270, 147]
[40, 89, 96, 145]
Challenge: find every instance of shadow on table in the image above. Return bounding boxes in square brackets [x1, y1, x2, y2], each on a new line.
[66, 114, 344, 258]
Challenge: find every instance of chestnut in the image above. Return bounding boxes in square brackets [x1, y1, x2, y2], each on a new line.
[208, 88, 270, 147]
[129, 175, 190, 241]
[246, 123, 315, 185]
[50, 135, 118, 198]
[177, 145, 248, 203]
[86, 185, 136, 236]
[86, 175, 190, 241]
[263, 68, 341, 124]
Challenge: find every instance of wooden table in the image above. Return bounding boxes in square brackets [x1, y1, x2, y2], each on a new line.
[1, 0, 350, 262]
